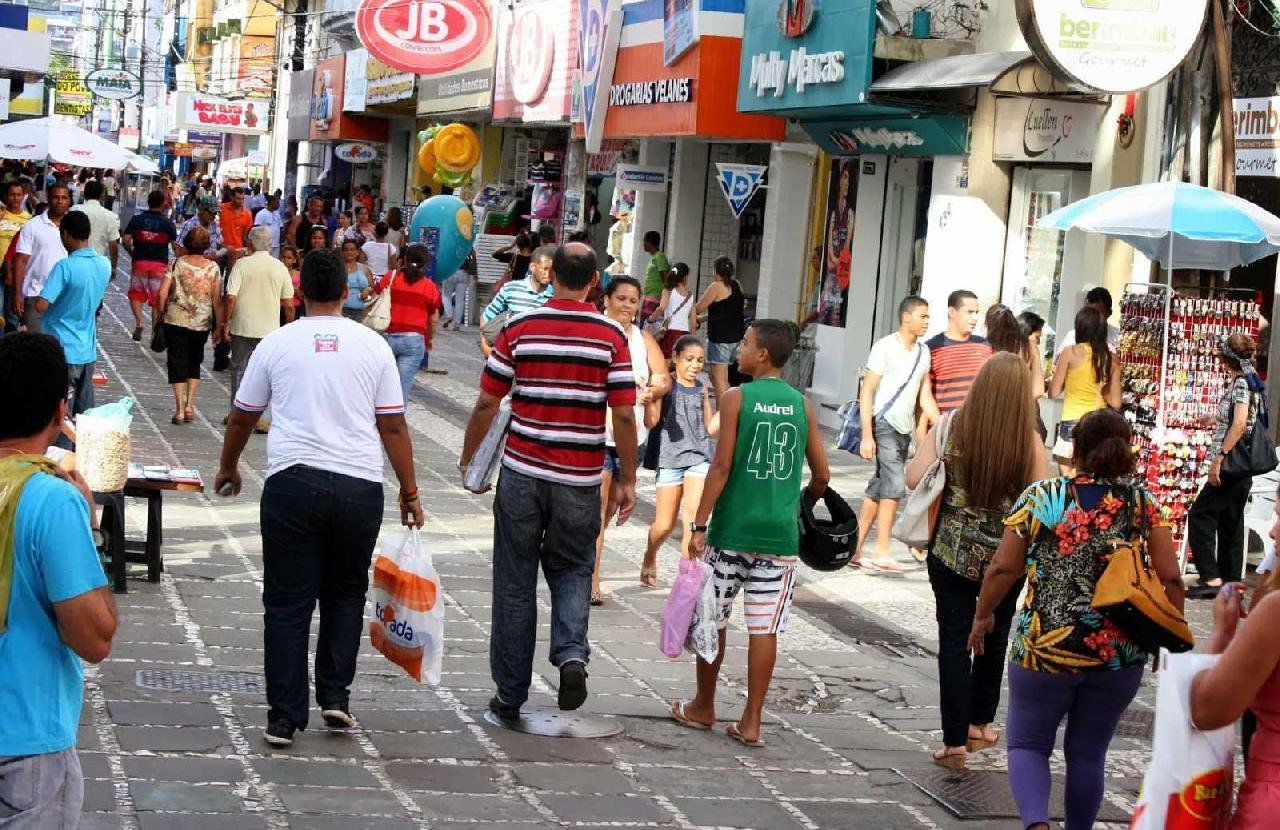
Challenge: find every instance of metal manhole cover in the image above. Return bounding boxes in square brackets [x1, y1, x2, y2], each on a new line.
[1114, 707, 1155, 738]
[894, 767, 1130, 823]
[482, 708, 623, 738]
[135, 669, 266, 695]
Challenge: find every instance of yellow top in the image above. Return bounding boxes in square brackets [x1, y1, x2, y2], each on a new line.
[1062, 344, 1105, 422]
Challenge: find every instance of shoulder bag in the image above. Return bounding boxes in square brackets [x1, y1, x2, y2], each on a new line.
[1090, 485, 1194, 654]
[364, 270, 394, 333]
[1221, 389, 1277, 479]
[836, 344, 923, 453]
[649, 290, 692, 342]
[892, 411, 954, 549]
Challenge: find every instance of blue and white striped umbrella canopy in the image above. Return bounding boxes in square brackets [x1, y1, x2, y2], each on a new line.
[1037, 181, 1280, 270]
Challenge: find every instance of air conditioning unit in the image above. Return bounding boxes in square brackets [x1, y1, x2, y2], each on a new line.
[225, 19, 241, 35]
[196, 26, 216, 44]
[215, 22, 227, 38]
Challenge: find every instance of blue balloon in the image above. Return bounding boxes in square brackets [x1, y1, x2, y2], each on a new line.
[407, 195, 476, 282]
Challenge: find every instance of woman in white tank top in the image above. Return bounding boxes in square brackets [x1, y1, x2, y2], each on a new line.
[650, 262, 695, 358]
[594, 276, 669, 604]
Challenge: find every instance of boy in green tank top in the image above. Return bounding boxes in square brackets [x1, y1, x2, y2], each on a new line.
[671, 320, 830, 747]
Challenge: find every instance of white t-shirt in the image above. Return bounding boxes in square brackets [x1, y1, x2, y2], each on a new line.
[1055, 323, 1120, 357]
[253, 208, 282, 251]
[232, 316, 405, 482]
[660, 286, 693, 333]
[361, 240, 397, 277]
[865, 332, 931, 436]
[16, 212, 68, 298]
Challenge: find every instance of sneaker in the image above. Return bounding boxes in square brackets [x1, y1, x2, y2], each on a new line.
[321, 704, 355, 730]
[558, 661, 588, 711]
[264, 718, 296, 747]
[488, 695, 521, 721]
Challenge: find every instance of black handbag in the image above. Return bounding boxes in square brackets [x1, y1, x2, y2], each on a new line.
[1221, 390, 1277, 479]
[149, 323, 166, 353]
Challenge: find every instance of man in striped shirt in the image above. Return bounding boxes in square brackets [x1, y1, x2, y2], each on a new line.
[924, 289, 991, 418]
[481, 245, 554, 323]
[460, 242, 639, 721]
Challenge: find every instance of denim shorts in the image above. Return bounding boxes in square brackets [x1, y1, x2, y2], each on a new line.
[707, 340, 737, 365]
[866, 419, 911, 501]
[604, 446, 620, 476]
[656, 461, 709, 487]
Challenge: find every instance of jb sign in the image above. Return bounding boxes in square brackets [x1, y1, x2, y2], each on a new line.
[356, 0, 493, 75]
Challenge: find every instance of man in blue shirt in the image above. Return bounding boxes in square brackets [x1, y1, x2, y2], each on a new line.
[0, 332, 117, 825]
[36, 210, 112, 417]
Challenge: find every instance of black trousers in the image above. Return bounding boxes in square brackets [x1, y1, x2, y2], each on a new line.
[1188, 474, 1252, 583]
[928, 554, 1022, 748]
[163, 324, 209, 384]
[261, 465, 383, 728]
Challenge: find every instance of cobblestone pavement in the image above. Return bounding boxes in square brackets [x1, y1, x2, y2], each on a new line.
[73, 280, 1218, 829]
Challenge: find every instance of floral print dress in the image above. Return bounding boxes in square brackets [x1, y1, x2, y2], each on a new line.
[1004, 476, 1169, 673]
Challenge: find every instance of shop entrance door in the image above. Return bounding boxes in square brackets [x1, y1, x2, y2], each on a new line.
[874, 157, 932, 338]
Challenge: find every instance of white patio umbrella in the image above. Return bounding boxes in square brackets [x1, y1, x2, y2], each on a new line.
[1037, 181, 1280, 271]
[0, 117, 140, 170]
[123, 149, 159, 174]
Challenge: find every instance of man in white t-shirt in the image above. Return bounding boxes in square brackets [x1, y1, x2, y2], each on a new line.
[854, 295, 937, 571]
[215, 247, 424, 749]
[253, 194, 283, 258]
[1054, 286, 1120, 357]
[13, 184, 71, 333]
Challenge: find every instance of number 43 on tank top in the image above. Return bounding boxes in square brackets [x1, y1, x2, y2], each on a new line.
[745, 422, 800, 480]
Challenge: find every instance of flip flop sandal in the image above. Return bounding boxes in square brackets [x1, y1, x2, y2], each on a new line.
[966, 732, 999, 752]
[590, 589, 604, 607]
[933, 749, 967, 770]
[726, 723, 764, 747]
[669, 701, 711, 731]
[640, 566, 659, 588]
[868, 560, 906, 573]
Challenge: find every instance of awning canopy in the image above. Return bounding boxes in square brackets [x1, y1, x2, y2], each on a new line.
[870, 51, 1034, 94]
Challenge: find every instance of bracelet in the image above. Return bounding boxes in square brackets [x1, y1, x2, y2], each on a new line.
[399, 488, 418, 501]
[399, 495, 420, 506]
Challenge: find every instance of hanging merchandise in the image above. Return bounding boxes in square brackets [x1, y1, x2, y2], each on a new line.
[416, 123, 481, 189]
[1119, 285, 1261, 544]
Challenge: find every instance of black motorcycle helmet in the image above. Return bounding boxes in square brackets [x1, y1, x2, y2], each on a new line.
[799, 488, 858, 571]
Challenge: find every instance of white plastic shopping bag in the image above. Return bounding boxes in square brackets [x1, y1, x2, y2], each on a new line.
[1130, 650, 1234, 829]
[685, 568, 719, 662]
[368, 529, 444, 684]
[464, 397, 511, 493]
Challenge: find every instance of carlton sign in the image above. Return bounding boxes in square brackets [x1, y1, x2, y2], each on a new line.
[1015, 0, 1208, 94]
[356, 0, 493, 75]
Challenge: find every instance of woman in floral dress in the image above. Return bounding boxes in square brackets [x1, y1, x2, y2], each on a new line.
[969, 408, 1185, 830]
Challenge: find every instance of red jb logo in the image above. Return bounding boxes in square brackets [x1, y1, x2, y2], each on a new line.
[356, 0, 492, 76]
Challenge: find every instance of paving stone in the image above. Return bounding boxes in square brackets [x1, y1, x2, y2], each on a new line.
[511, 763, 634, 794]
[538, 793, 673, 823]
[78, 752, 113, 780]
[254, 759, 380, 787]
[483, 725, 615, 764]
[412, 793, 544, 822]
[77, 814, 123, 830]
[274, 786, 407, 816]
[286, 817, 416, 830]
[790, 800, 946, 830]
[123, 756, 245, 784]
[108, 701, 224, 726]
[115, 727, 232, 753]
[130, 782, 244, 813]
[632, 766, 772, 798]
[383, 762, 500, 793]
[674, 797, 806, 829]
[82, 779, 117, 812]
[351, 709, 463, 732]
[367, 731, 489, 760]
[136, 815, 269, 830]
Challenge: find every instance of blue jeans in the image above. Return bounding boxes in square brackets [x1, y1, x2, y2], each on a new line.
[383, 332, 425, 404]
[261, 465, 384, 728]
[491, 468, 601, 706]
[0, 282, 17, 333]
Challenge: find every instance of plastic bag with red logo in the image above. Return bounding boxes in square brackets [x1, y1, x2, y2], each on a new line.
[368, 529, 444, 684]
[1130, 650, 1234, 830]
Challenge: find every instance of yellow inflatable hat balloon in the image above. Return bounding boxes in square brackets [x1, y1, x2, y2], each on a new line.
[417, 139, 436, 176]
[433, 123, 481, 174]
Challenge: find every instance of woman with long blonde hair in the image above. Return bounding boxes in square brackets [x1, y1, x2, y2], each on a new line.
[907, 352, 1048, 769]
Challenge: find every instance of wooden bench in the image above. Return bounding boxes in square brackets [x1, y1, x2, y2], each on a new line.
[95, 477, 204, 593]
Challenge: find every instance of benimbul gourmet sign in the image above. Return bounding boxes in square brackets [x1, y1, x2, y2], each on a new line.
[1015, 0, 1208, 95]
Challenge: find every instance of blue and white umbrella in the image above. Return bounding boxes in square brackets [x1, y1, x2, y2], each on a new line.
[1037, 181, 1280, 271]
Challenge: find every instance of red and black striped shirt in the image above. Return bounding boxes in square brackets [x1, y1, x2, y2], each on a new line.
[926, 333, 991, 413]
[481, 299, 636, 487]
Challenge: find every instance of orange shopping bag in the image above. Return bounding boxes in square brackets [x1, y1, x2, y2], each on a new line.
[368, 529, 444, 683]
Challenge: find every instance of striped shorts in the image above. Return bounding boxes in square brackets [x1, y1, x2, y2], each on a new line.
[705, 548, 799, 635]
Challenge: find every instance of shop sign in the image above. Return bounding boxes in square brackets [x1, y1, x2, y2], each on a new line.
[185, 130, 223, 146]
[663, 0, 698, 66]
[84, 68, 141, 101]
[287, 69, 315, 141]
[804, 114, 970, 157]
[367, 56, 415, 105]
[334, 142, 380, 163]
[191, 146, 218, 160]
[178, 93, 269, 135]
[747, 48, 844, 98]
[1235, 97, 1280, 178]
[508, 5, 555, 104]
[119, 126, 140, 150]
[345, 48, 369, 112]
[608, 77, 692, 106]
[993, 98, 1103, 164]
[493, 0, 577, 123]
[715, 163, 767, 218]
[53, 71, 92, 117]
[615, 163, 667, 191]
[1014, 0, 1208, 94]
[355, 0, 494, 76]
[580, 0, 621, 153]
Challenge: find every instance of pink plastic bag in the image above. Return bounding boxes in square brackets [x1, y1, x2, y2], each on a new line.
[660, 558, 711, 658]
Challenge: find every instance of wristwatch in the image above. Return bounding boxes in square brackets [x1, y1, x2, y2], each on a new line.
[689, 522, 708, 534]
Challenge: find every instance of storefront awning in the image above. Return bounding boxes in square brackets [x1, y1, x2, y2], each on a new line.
[870, 51, 1034, 94]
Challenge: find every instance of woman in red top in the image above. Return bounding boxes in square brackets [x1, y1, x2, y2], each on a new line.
[372, 243, 441, 403]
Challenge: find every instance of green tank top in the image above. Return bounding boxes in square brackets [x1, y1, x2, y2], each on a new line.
[706, 377, 808, 556]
